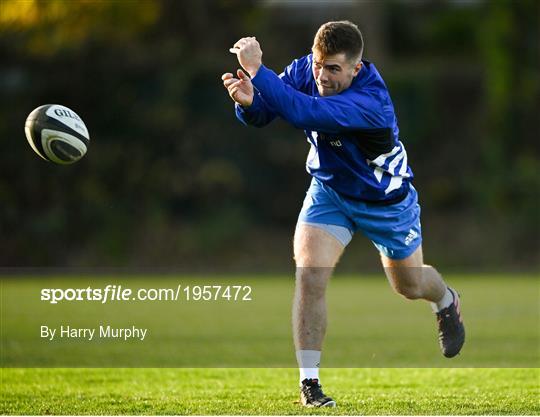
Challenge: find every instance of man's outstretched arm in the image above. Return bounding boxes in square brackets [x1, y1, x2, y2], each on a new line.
[252, 65, 385, 132]
[229, 37, 387, 133]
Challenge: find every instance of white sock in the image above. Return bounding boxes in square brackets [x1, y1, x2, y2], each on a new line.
[431, 287, 455, 312]
[296, 350, 321, 384]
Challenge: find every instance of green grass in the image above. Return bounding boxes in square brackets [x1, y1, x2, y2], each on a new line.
[1, 368, 539, 415]
[1, 274, 539, 414]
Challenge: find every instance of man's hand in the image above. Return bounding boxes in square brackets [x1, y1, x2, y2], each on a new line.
[222, 69, 254, 107]
[229, 37, 262, 78]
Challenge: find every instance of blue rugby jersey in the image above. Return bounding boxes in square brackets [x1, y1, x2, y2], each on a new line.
[235, 54, 413, 203]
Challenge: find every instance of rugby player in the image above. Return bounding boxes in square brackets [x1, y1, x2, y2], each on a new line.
[222, 21, 465, 408]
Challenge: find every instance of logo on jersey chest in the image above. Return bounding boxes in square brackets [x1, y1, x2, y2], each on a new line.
[314, 132, 343, 147]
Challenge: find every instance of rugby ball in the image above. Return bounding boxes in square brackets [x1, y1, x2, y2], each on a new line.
[24, 104, 90, 164]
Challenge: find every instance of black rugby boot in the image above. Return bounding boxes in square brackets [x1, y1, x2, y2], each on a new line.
[300, 378, 336, 407]
[436, 288, 465, 358]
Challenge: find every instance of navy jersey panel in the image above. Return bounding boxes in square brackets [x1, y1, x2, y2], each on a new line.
[236, 54, 414, 202]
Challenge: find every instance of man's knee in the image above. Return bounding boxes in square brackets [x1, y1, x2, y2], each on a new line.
[385, 266, 424, 300]
[295, 267, 331, 299]
[392, 281, 423, 300]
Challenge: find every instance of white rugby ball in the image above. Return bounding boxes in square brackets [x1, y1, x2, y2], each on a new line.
[24, 104, 90, 164]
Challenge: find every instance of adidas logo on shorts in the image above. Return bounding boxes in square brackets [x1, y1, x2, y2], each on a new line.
[404, 229, 418, 246]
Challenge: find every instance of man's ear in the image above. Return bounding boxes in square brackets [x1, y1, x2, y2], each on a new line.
[353, 61, 362, 76]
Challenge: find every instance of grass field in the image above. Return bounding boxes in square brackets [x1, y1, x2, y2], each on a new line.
[1, 368, 539, 415]
[1, 274, 539, 414]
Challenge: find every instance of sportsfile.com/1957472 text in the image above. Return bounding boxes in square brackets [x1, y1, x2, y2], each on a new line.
[40, 284, 253, 304]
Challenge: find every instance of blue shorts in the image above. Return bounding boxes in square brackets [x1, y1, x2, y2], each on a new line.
[297, 177, 422, 260]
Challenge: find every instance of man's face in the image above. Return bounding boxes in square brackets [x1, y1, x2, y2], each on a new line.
[312, 51, 362, 96]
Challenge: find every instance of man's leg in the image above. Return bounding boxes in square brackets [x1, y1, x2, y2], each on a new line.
[380, 244, 446, 302]
[293, 223, 344, 407]
[380, 245, 465, 357]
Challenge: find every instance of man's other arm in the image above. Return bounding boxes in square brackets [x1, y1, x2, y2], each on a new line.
[234, 90, 276, 127]
[235, 62, 302, 128]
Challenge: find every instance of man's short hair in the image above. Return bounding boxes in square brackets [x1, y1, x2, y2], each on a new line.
[312, 21, 364, 63]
